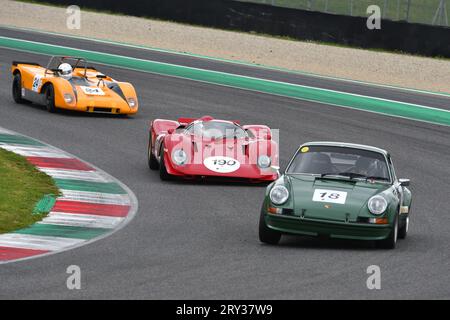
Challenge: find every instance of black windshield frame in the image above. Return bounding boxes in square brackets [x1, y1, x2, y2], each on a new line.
[285, 145, 393, 183]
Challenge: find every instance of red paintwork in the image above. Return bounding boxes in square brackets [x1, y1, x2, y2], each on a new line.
[0, 246, 49, 261]
[52, 200, 130, 217]
[26, 157, 94, 171]
[149, 116, 278, 181]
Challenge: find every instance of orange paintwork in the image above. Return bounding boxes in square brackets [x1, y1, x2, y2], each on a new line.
[11, 63, 139, 114]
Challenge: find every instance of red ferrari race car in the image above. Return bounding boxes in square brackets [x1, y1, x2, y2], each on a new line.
[147, 116, 279, 182]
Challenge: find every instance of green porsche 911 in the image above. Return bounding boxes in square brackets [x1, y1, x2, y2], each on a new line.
[259, 142, 412, 249]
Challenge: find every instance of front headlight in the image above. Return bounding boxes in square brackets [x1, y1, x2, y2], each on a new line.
[127, 97, 137, 108]
[172, 149, 187, 166]
[257, 155, 271, 168]
[63, 93, 74, 103]
[270, 185, 289, 205]
[368, 195, 388, 215]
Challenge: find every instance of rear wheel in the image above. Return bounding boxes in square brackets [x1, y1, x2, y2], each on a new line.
[159, 144, 172, 181]
[259, 209, 281, 245]
[376, 213, 398, 249]
[44, 84, 57, 113]
[148, 136, 159, 170]
[12, 74, 27, 104]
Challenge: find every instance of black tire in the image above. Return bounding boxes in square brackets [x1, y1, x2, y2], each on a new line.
[259, 209, 281, 245]
[12, 74, 27, 104]
[44, 84, 57, 113]
[159, 144, 172, 181]
[148, 136, 159, 170]
[398, 215, 409, 240]
[376, 213, 398, 249]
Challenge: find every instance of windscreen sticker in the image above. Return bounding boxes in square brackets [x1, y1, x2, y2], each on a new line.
[300, 146, 309, 153]
[204, 156, 240, 173]
[32, 75, 43, 92]
[312, 189, 347, 204]
[80, 86, 105, 95]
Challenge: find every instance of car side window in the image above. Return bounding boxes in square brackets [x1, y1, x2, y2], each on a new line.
[387, 156, 397, 182]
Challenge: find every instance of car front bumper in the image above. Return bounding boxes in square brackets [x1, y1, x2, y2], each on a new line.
[264, 212, 392, 241]
[57, 100, 138, 114]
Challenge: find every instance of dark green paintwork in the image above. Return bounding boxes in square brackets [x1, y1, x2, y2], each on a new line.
[261, 166, 412, 242]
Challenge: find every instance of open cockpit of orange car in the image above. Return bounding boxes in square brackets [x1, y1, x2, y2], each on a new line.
[11, 56, 138, 115]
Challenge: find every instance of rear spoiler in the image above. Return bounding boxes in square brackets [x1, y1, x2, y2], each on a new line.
[12, 61, 41, 67]
[177, 117, 197, 125]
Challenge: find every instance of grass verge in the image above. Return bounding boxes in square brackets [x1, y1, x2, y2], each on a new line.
[0, 148, 59, 234]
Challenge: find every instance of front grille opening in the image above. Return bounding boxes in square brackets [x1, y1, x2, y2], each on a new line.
[93, 107, 112, 113]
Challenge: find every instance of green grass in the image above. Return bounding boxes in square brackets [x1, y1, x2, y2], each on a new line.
[239, 0, 449, 25]
[0, 148, 59, 234]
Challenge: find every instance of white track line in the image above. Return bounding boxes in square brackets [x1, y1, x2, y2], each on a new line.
[40, 212, 123, 229]
[0, 234, 84, 251]
[59, 190, 131, 205]
[39, 168, 112, 182]
[0, 145, 71, 158]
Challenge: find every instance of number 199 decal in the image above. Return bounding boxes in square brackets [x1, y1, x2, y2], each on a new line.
[204, 156, 240, 173]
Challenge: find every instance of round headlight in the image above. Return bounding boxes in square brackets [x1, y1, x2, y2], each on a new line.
[368, 195, 388, 215]
[270, 185, 289, 205]
[257, 155, 271, 168]
[172, 149, 187, 166]
[63, 93, 74, 103]
[127, 98, 137, 108]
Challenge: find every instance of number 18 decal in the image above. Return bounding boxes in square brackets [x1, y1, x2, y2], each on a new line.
[312, 189, 347, 204]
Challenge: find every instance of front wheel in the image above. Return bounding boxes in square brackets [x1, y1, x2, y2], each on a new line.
[259, 210, 281, 245]
[398, 215, 409, 240]
[159, 145, 172, 181]
[45, 84, 57, 113]
[148, 136, 159, 170]
[12, 74, 27, 104]
[376, 214, 398, 249]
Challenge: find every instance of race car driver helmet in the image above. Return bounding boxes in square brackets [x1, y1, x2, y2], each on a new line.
[58, 63, 73, 80]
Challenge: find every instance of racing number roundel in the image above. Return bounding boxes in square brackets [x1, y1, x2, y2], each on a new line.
[204, 156, 240, 173]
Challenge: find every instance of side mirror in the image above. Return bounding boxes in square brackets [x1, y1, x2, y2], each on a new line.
[265, 132, 272, 140]
[399, 179, 410, 187]
[167, 128, 175, 134]
[270, 165, 281, 176]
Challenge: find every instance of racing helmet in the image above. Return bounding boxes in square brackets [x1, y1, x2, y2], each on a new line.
[58, 63, 73, 80]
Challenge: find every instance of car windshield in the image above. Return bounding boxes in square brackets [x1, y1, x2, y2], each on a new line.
[286, 145, 390, 182]
[187, 120, 247, 140]
[46, 56, 88, 76]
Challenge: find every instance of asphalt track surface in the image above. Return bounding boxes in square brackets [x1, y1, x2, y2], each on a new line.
[0, 28, 449, 299]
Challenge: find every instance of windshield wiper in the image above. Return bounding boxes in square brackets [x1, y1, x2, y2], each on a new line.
[363, 176, 389, 182]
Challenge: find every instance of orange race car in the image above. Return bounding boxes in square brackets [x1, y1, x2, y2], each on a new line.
[11, 56, 138, 115]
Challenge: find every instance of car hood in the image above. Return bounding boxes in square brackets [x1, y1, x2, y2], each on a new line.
[288, 175, 390, 222]
[74, 85, 114, 98]
[188, 137, 274, 160]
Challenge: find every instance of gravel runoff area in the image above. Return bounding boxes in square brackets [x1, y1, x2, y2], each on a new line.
[1, 0, 449, 93]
